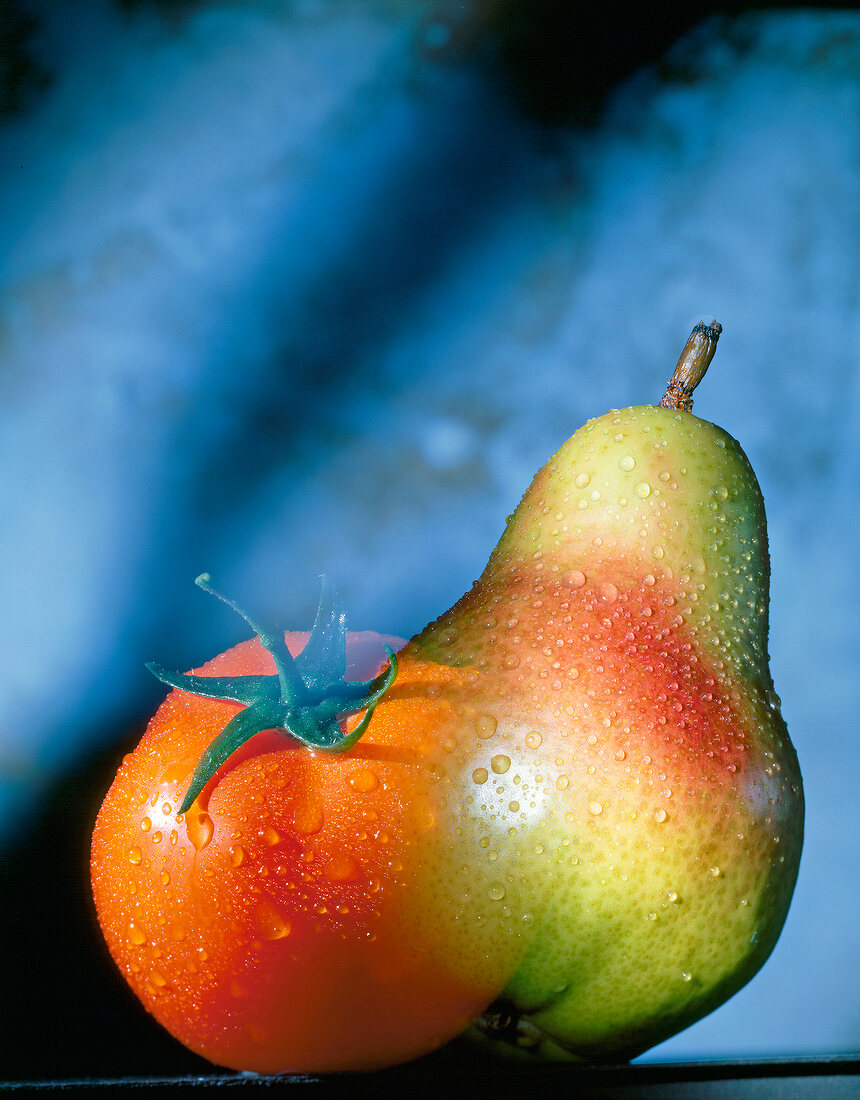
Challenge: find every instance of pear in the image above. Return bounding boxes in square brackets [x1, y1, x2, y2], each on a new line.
[407, 321, 803, 1060]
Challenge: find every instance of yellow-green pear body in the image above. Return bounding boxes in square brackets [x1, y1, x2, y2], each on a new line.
[409, 401, 803, 1059]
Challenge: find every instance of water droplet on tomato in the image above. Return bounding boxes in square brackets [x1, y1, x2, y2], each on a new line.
[256, 900, 291, 940]
[618, 455, 636, 471]
[488, 883, 507, 901]
[472, 768, 489, 785]
[294, 803, 324, 835]
[140, 817, 151, 832]
[160, 870, 171, 885]
[325, 855, 360, 882]
[587, 800, 603, 816]
[491, 754, 511, 775]
[229, 845, 245, 867]
[654, 808, 667, 823]
[681, 971, 693, 982]
[128, 847, 142, 865]
[574, 472, 590, 488]
[525, 731, 542, 750]
[566, 570, 586, 588]
[160, 760, 194, 787]
[128, 922, 146, 946]
[261, 826, 281, 846]
[635, 482, 651, 498]
[186, 811, 214, 851]
[349, 768, 378, 793]
[556, 774, 569, 791]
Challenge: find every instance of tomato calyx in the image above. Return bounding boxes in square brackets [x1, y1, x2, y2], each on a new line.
[147, 574, 398, 814]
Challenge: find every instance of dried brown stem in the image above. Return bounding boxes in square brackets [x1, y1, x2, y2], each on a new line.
[659, 320, 722, 411]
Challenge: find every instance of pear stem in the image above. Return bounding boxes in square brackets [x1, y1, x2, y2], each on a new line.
[659, 320, 722, 411]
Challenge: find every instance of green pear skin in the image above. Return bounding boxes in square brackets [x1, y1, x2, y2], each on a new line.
[409, 328, 803, 1060]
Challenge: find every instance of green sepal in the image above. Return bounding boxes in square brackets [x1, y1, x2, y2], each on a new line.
[295, 576, 348, 691]
[178, 700, 286, 814]
[144, 665, 280, 706]
[149, 577, 399, 816]
[294, 645, 398, 756]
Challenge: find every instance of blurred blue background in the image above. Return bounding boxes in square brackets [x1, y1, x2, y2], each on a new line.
[1, 0, 858, 1078]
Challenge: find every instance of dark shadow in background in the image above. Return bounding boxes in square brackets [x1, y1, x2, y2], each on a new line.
[128, 0, 740, 663]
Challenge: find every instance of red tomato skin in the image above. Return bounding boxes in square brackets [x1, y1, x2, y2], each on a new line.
[90, 632, 504, 1073]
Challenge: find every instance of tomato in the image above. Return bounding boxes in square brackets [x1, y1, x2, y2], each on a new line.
[91, 585, 521, 1073]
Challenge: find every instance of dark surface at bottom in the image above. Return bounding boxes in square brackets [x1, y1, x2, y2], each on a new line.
[2, 1057, 859, 1098]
